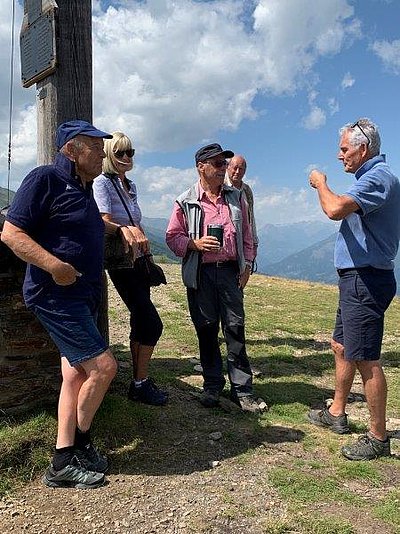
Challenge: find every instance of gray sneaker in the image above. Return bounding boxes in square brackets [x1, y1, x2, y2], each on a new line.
[75, 443, 109, 473]
[307, 407, 350, 434]
[42, 455, 105, 489]
[341, 433, 391, 461]
[200, 390, 220, 408]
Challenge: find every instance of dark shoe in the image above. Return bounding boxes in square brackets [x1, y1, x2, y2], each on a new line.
[200, 390, 220, 408]
[75, 443, 109, 473]
[307, 407, 350, 434]
[232, 394, 264, 413]
[42, 456, 105, 489]
[341, 433, 391, 461]
[128, 378, 168, 406]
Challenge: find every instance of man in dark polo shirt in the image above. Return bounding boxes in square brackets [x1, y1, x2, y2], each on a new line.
[307, 118, 400, 460]
[1, 120, 118, 488]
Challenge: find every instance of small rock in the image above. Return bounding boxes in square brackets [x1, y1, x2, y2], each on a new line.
[209, 460, 220, 468]
[209, 431, 222, 441]
[194, 364, 203, 373]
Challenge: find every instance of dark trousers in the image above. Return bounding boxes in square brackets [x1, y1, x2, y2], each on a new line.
[187, 262, 253, 396]
[108, 267, 163, 346]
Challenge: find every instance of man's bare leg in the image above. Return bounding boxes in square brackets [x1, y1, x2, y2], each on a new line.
[357, 360, 387, 441]
[329, 339, 357, 416]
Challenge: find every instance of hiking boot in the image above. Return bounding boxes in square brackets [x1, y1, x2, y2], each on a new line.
[232, 394, 264, 413]
[199, 390, 220, 408]
[75, 443, 109, 473]
[237, 395, 261, 413]
[42, 456, 105, 489]
[128, 378, 168, 406]
[341, 433, 391, 461]
[307, 407, 350, 434]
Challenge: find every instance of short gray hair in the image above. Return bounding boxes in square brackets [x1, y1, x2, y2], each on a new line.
[60, 137, 83, 155]
[339, 118, 380, 157]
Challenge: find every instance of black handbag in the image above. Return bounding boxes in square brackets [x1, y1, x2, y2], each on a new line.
[103, 175, 167, 285]
[134, 254, 167, 287]
[103, 232, 134, 270]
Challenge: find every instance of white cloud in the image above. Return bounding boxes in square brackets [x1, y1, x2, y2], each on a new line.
[0, 0, 362, 225]
[1, 1, 361, 151]
[328, 97, 339, 115]
[253, 0, 360, 94]
[302, 106, 326, 130]
[92, 0, 361, 151]
[341, 72, 355, 89]
[254, 187, 324, 224]
[371, 39, 400, 74]
[133, 164, 196, 218]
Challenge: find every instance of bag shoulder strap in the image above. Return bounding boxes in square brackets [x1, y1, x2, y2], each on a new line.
[105, 173, 136, 227]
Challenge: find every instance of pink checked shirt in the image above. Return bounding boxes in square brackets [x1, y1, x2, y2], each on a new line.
[166, 182, 254, 264]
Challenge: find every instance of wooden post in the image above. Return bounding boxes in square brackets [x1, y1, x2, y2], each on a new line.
[35, 0, 93, 165]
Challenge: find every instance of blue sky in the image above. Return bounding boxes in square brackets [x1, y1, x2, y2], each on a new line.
[1, 0, 399, 226]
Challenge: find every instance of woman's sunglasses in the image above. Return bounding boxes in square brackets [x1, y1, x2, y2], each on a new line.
[113, 148, 135, 158]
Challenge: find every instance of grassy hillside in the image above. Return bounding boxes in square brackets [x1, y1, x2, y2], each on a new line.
[1, 266, 399, 533]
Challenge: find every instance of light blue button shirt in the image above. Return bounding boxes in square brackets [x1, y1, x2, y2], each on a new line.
[334, 155, 400, 270]
[93, 174, 142, 226]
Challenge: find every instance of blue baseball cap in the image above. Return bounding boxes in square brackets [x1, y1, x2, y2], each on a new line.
[56, 120, 112, 149]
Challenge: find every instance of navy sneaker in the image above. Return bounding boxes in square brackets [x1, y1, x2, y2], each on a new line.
[42, 456, 105, 489]
[75, 443, 109, 473]
[128, 378, 168, 406]
[199, 390, 220, 408]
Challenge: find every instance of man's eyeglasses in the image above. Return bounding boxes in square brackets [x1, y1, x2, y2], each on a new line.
[351, 122, 370, 146]
[114, 148, 135, 158]
[205, 159, 228, 168]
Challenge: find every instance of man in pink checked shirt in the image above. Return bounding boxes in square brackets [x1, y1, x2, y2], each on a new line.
[166, 143, 265, 413]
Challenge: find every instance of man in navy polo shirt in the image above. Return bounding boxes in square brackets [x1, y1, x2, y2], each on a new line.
[307, 118, 400, 460]
[1, 120, 118, 488]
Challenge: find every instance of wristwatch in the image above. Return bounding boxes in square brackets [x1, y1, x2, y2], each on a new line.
[245, 261, 252, 270]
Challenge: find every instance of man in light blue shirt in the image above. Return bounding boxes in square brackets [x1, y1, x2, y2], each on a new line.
[307, 118, 400, 460]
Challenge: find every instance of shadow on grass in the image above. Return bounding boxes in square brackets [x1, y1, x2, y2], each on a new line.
[247, 336, 330, 351]
[97, 388, 306, 476]
[93, 358, 308, 477]
[254, 380, 334, 410]
[382, 351, 400, 368]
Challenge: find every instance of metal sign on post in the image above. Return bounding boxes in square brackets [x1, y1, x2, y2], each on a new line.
[20, 0, 57, 88]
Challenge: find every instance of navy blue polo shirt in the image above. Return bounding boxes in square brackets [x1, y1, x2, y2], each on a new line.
[6, 153, 105, 307]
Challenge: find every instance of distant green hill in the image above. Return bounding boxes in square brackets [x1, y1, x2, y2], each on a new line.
[0, 187, 14, 209]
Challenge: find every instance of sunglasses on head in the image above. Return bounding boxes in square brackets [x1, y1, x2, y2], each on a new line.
[351, 122, 370, 147]
[113, 148, 135, 158]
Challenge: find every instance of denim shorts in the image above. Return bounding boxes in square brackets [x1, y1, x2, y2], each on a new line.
[32, 298, 108, 366]
[333, 268, 396, 361]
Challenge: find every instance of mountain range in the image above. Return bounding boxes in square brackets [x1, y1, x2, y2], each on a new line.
[2, 188, 399, 290]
